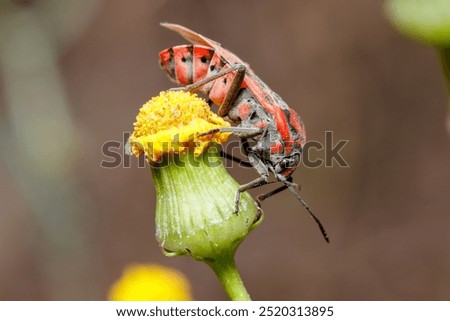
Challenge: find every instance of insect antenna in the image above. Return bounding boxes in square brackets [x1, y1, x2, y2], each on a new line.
[284, 183, 330, 243]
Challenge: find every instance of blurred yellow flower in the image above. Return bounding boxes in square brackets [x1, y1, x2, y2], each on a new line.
[108, 263, 192, 301]
[128, 91, 231, 163]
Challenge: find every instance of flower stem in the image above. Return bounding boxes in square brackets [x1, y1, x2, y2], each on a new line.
[438, 47, 450, 133]
[208, 253, 251, 301]
[439, 47, 450, 93]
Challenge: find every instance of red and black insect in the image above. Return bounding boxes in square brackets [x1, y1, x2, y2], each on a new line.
[159, 23, 329, 242]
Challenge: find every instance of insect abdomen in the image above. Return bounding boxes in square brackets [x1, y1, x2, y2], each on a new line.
[159, 45, 218, 86]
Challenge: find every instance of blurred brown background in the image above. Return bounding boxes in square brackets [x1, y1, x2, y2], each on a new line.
[1, 0, 449, 300]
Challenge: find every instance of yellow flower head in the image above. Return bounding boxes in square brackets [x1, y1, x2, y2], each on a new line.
[108, 263, 192, 301]
[129, 91, 230, 163]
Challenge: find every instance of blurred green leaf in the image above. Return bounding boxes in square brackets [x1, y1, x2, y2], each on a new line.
[385, 0, 450, 46]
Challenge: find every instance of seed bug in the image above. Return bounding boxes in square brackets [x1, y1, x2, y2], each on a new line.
[159, 23, 329, 242]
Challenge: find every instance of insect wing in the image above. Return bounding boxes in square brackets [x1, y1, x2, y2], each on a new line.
[161, 23, 245, 68]
[160, 23, 221, 47]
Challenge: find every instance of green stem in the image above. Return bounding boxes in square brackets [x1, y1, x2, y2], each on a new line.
[438, 47, 450, 133]
[439, 47, 450, 95]
[208, 253, 251, 301]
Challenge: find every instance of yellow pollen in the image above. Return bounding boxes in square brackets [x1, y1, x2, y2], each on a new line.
[129, 91, 231, 162]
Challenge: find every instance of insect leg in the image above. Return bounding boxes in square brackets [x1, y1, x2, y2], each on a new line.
[256, 176, 293, 207]
[234, 152, 270, 213]
[219, 150, 252, 167]
[240, 138, 251, 157]
[170, 63, 245, 96]
[198, 127, 263, 137]
[217, 64, 246, 117]
[234, 175, 269, 214]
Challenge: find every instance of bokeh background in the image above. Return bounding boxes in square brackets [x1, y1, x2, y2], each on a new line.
[1, 0, 449, 300]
